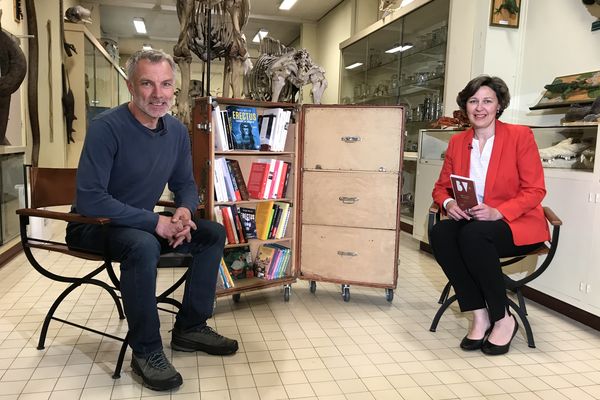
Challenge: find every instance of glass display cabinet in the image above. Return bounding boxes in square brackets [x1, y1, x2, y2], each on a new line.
[0, 152, 25, 245]
[65, 22, 129, 167]
[534, 125, 597, 173]
[84, 32, 129, 120]
[339, 0, 450, 229]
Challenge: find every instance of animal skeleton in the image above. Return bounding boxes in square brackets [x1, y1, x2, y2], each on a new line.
[247, 37, 327, 104]
[538, 137, 592, 160]
[174, 0, 250, 125]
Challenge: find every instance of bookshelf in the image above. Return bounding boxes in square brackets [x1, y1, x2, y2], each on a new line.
[191, 97, 298, 301]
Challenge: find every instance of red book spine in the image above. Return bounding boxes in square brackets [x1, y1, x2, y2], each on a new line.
[219, 206, 236, 244]
[231, 205, 246, 243]
[276, 162, 289, 199]
[247, 162, 269, 199]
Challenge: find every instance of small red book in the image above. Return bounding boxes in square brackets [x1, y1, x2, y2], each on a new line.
[247, 162, 270, 199]
[450, 174, 478, 210]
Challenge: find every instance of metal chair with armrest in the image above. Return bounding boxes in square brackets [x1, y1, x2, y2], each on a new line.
[427, 202, 562, 348]
[16, 165, 191, 378]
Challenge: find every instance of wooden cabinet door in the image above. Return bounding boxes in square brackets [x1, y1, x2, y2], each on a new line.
[300, 225, 397, 287]
[302, 171, 398, 229]
[303, 107, 402, 172]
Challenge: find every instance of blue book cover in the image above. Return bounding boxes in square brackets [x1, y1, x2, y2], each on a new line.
[226, 106, 260, 150]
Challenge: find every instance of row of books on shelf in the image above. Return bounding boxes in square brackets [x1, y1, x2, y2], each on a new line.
[212, 105, 292, 152]
[213, 200, 292, 244]
[217, 244, 292, 289]
[214, 158, 291, 202]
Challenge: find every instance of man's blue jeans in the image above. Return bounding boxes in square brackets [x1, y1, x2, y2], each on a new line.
[66, 217, 226, 357]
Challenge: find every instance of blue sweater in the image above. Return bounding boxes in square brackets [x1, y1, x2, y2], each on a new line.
[75, 104, 198, 232]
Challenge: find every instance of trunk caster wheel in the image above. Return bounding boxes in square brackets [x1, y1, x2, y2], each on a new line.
[309, 280, 316, 293]
[385, 288, 394, 302]
[232, 293, 241, 303]
[341, 284, 350, 302]
[284, 285, 291, 302]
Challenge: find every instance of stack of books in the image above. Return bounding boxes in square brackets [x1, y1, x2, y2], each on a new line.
[212, 105, 292, 152]
[217, 258, 235, 289]
[213, 105, 261, 151]
[213, 158, 249, 203]
[246, 159, 291, 200]
[213, 205, 257, 245]
[259, 108, 292, 151]
[254, 244, 291, 280]
[255, 201, 292, 241]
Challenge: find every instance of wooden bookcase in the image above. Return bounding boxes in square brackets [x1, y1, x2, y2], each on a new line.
[191, 97, 299, 301]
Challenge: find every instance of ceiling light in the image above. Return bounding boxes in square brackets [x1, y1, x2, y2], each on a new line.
[345, 62, 363, 70]
[400, 0, 416, 6]
[279, 0, 298, 10]
[252, 28, 268, 43]
[385, 43, 413, 54]
[142, 44, 153, 50]
[133, 17, 147, 34]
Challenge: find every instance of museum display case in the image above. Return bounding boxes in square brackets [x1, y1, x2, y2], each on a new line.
[0, 152, 24, 245]
[83, 29, 130, 119]
[64, 23, 128, 166]
[339, 0, 450, 229]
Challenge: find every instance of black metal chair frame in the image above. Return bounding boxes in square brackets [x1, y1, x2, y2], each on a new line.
[16, 165, 190, 378]
[427, 202, 562, 348]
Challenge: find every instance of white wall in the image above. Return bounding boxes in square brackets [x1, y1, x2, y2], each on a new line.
[517, 0, 599, 125]
[301, 22, 318, 103]
[447, 0, 600, 125]
[444, 0, 480, 117]
[315, 0, 354, 104]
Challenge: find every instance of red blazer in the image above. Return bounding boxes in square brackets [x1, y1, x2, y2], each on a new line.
[432, 120, 550, 246]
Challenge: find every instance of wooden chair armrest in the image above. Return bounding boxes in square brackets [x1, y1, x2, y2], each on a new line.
[429, 202, 440, 214]
[16, 208, 111, 225]
[156, 200, 176, 208]
[155, 200, 204, 211]
[543, 206, 562, 226]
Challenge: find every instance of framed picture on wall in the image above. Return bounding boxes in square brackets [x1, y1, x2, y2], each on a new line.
[489, 0, 521, 29]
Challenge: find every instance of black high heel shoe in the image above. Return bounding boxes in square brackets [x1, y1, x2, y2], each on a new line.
[460, 327, 492, 351]
[481, 316, 519, 355]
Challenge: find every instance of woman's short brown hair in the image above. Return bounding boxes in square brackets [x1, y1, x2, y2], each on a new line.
[456, 75, 511, 117]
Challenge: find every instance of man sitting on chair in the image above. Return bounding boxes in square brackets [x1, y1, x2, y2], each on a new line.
[66, 49, 237, 391]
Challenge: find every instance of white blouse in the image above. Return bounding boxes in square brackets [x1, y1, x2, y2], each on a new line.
[443, 135, 495, 210]
[469, 135, 494, 205]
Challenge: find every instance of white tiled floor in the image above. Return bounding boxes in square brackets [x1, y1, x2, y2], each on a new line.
[1, 232, 600, 399]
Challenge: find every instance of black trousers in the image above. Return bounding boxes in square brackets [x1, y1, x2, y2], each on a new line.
[66, 218, 226, 357]
[430, 219, 542, 323]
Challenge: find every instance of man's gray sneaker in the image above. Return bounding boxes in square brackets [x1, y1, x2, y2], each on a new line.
[131, 350, 183, 391]
[171, 325, 239, 355]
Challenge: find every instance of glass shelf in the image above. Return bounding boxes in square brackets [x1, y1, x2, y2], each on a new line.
[340, 0, 450, 229]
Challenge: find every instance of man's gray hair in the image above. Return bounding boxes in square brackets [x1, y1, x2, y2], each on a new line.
[125, 49, 176, 80]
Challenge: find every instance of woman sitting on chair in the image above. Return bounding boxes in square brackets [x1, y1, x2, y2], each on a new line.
[430, 75, 549, 355]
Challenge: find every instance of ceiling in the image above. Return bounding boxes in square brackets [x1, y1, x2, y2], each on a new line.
[82, 0, 344, 58]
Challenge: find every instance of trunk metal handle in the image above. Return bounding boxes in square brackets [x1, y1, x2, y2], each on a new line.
[338, 196, 359, 204]
[337, 251, 358, 257]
